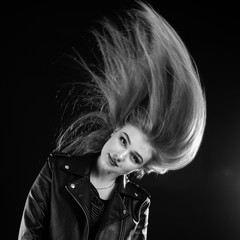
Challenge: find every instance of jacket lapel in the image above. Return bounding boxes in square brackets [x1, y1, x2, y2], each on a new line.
[102, 187, 128, 223]
[65, 177, 91, 214]
[62, 152, 99, 227]
[65, 177, 92, 239]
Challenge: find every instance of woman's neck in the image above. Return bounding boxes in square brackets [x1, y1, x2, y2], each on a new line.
[90, 167, 117, 200]
[90, 165, 116, 187]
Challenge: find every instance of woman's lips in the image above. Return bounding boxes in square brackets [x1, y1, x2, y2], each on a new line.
[108, 154, 118, 167]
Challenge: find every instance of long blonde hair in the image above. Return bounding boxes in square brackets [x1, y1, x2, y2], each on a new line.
[56, 1, 206, 175]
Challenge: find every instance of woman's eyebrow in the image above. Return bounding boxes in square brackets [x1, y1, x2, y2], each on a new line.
[123, 132, 143, 163]
[123, 132, 131, 144]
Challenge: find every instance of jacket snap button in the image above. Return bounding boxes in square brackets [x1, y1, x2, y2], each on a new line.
[64, 165, 69, 169]
[123, 210, 127, 215]
[134, 193, 138, 197]
[70, 183, 75, 189]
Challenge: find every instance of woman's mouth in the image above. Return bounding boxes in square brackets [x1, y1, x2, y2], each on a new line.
[108, 154, 118, 167]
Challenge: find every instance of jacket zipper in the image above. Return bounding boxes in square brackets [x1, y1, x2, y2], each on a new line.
[119, 197, 126, 240]
[65, 186, 90, 239]
[95, 196, 128, 240]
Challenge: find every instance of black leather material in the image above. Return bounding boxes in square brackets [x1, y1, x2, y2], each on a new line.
[18, 152, 151, 240]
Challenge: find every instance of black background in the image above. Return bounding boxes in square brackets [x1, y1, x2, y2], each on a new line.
[5, 1, 240, 239]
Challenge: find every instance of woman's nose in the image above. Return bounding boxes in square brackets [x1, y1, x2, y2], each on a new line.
[115, 150, 128, 162]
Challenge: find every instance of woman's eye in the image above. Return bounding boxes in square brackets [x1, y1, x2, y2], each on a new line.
[131, 154, 140, 164]
[120, 136, 127, 146]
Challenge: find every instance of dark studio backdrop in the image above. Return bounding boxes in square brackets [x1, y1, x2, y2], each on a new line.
[5, 1, 240, 239]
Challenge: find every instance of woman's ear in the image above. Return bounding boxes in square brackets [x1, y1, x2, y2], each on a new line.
[144, 160, 168, 175]
[159, 168, 168, 174]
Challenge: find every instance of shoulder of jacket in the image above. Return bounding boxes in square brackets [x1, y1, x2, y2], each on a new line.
[126, 181, 151, 200]
[134, 182, 151, 199]
[47, 151, 73, 165]
[47, 151, 94, 176]
[49, 151, 73, 159]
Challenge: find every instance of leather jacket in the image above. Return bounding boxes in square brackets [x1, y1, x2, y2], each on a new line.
[18, 152, 151, 240]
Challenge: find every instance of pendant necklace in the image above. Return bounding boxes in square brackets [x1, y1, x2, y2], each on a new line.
[96, 181, 115, 190]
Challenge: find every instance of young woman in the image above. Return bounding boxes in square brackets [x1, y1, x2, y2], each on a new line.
[18, 2, 206, 240]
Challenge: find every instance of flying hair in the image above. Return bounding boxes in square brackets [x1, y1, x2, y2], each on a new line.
[56, 1, 206, 175]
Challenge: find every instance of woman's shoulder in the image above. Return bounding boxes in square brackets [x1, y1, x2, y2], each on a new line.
[47, 151, 75, 170]
[49, 151, 73, 159]
[47, 151, 97, 176]
[129, 182, 151, 199]
[121, 177, 151, 201]
[48, 151, 73, 162]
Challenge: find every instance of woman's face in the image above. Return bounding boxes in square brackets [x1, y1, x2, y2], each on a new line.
[98, 124, 153, 177]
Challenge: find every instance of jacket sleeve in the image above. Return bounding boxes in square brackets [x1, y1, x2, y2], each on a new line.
[18, 157, 52, 240]
[132, 198, 151, 240]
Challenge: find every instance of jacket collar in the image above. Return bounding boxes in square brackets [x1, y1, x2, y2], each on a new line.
[59, 151, 98, 176]
[59, 151, 150, 200]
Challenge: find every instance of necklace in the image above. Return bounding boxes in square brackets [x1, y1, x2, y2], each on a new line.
[96, 181, 115, 190]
